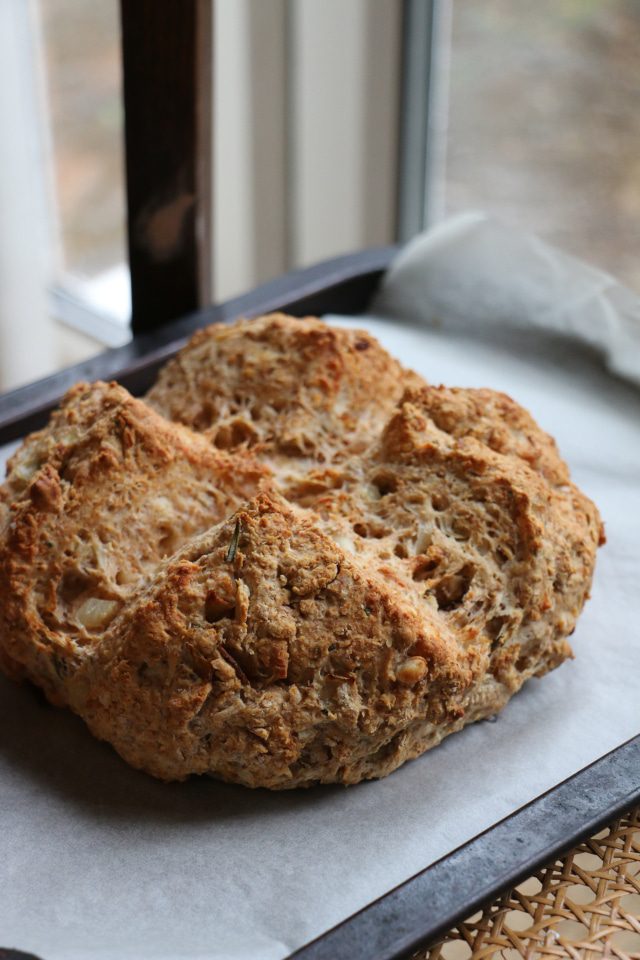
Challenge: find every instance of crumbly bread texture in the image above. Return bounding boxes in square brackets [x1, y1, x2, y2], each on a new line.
[0, 314, 604, 788]
[146, 312, 422, 480]
[0, 382, 268, 705]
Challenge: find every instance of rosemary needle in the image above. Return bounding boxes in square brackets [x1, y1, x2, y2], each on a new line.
[225, 519, 241, 563]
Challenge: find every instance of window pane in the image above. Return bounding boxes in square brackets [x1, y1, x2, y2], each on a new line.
[446, 0, 640, 291]
[39, 0, 125, 277]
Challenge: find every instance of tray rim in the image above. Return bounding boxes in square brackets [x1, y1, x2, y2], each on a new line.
[289, 735, 640, 960]
[0, 245, 397, 445]
[0, 245, 637, 960]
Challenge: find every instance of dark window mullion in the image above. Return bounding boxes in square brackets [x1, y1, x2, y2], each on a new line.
[120, 0, 212, 334]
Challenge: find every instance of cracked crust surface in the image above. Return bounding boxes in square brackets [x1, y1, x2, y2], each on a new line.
[0, 382, 268, 704]
[146, 312, 422, 481]
[0, 314, 604, 787]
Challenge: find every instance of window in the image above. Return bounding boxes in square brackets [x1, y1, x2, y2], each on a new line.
[0, 0, 403, 390]
[445, 0, 640, 291]
[40, 0, 130, 344]
[1, 0, 638, 392]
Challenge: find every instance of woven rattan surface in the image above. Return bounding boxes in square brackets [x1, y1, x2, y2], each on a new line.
[415, 809, 640, 960]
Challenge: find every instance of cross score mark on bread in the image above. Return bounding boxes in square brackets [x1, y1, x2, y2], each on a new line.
[0, 314, 604, 788]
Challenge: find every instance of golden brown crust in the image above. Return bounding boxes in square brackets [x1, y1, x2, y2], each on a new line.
[70, 494, 469, 786]
[146, 312, 421, 476]
[396, 385, 571, 486]
[0, 381, 269, 704]
[0, 315, 603, 787]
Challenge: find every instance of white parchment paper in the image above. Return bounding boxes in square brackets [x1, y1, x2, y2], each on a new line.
[1, 217, 639, 960]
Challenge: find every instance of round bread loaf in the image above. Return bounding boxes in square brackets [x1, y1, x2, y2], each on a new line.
[0, 314, 603, 787]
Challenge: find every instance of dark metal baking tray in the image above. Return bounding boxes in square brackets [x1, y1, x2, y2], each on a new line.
[1, 247, 638, 960]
